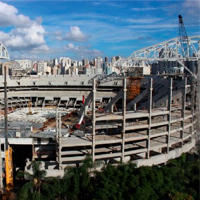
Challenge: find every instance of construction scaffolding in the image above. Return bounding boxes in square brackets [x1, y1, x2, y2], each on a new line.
[56, 74, 197, 168]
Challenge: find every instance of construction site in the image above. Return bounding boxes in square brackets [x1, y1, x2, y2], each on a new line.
[0, 15, 199, 193]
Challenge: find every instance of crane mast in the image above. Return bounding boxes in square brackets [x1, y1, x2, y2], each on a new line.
[178, 15, 190, 57]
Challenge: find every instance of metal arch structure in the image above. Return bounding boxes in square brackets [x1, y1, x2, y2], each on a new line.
[114, 35, 200, 79]
[130, 35, 200, 60]
[116, 36, 200, 67]
[0, 42, 9, 60]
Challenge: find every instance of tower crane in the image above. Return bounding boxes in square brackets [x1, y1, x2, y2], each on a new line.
[178, 15, 197, 79]
[178, 15, 190, 58]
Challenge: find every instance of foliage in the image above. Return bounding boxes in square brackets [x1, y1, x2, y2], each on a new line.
[62, 155, 93, 200]
[17, 153, 200, 200]
[17, 161, 50, 200]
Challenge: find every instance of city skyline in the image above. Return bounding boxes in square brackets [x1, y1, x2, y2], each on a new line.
[0, 0, 199, 60]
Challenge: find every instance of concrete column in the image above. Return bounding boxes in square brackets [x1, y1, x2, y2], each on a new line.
[11, 98, 14, 112]
[20, 97, 23, 108]
[4, 65, 8, 152]
[56, 108, 61, 169]
[191, 78, 196, 138]
[92, 79, 96, 163]
[42, 98, 45, 108]
[147, 78, 153, 159]
[21, 98, 24, 108]
[18, 97, 21, 109]
[56, 108, 59, 142]
[121, 78, 127, 162]
[32, 138, 35, 161]
[167, 78, 173, 153]
[74, 99, 77, 108]
[10, 98, 13, 111]
[196, 59, 200, 140]
[26, 98, 28, 108]
[9, 97, 12, 110]
[58, 112, 62, 169]
[58, 98, 61, 108]
[35, 97, 38, 107]
[111, 104, 114, 113]
[0, 140, 3, 190]
[134, 103, 137, 112]
[181, 77, 187, 145]
[84, 105, 87, 115]
[56, 108, 58, 164]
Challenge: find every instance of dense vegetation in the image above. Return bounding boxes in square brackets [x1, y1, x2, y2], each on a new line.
[17, 152, 200, 200]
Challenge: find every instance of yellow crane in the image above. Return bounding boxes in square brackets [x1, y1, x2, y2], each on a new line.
[2, 64, 13, 199]
[5, 146, 13, 191]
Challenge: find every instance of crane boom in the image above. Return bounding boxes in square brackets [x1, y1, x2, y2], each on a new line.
[178, 15, 198, 79]
[178, 15, 190, 57]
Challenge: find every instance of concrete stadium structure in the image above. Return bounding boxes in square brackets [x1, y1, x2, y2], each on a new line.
[0, 74, 198, 176]
[0, 36, 199, 176]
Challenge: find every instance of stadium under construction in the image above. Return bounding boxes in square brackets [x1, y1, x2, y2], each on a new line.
[0, 17, 199, 188]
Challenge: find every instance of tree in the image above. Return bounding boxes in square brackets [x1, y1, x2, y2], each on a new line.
[18, 161, 49, 200]
[62, 155, 93, 200]
[17, 153, 200, 200]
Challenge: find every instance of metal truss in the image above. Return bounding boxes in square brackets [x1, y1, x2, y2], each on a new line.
[114, 36, 200, 79]
[115, 36, 200, 68]
[0, 42, 9, 60]
[130, 36, 200, 60]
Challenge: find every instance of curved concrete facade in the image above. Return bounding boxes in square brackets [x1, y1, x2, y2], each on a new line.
[0, 75, 121, 110]
[0, 75, 197, 170]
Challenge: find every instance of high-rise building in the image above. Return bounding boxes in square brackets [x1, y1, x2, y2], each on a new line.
[38, 61, 48, 75]
[53, 58, 58, 66]
[94, 57, 103, 68]
[72, 60, 78, 67]
[77, 61, 83, 67]
[105, 57, 109, 63]
[52, 66, 58, 75]
[82, 59, 89, 66]
[32, 62, 38, 72]
[59, 57, 72, 74]
[15, 59, 32, 70]
[111, 56, 116, 64]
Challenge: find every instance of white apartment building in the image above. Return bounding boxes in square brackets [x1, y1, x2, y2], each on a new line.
[38, 61, 49, 75]
[72, 60, 78, 67]
[59, 57, 72, 73]
[60, 57, 71, 68]
[15, 59, 32, 70]
[53, 58, 59, 66]
[77, 61, 83, 67]
[94, 57, 103, 68]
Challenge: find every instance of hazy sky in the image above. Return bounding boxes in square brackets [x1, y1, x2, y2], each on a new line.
[0, 0, 199, 60]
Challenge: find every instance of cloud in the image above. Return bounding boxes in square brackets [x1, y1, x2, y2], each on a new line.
[2, 23, 48, 51]
[46, 13, 168, 43]
[56, 26, 88, 42]
[182, 0, 200, 22]
[65, 43, 102, 58]
[127, 23, 178, 30]
[127, 18, 161, 24]
[0, 1, 48, 55]
[137, 36, 154, 41]
[131, 7, 158, 11]
[0, 1, 31, 27]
